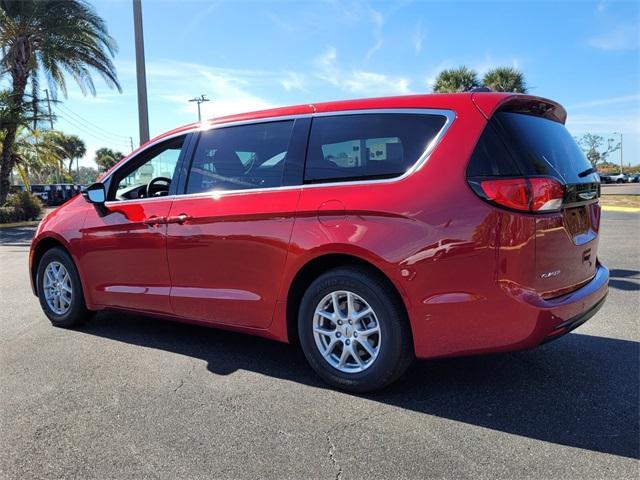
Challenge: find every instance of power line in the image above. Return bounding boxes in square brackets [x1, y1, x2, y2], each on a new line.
[56, 114, 131, 149]
[56, 112, 129, 145]
[56, 103, 131, 141]
[55, 103, 131, 142]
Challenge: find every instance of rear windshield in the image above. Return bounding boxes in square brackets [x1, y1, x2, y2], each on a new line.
[468, 112, 594, 184]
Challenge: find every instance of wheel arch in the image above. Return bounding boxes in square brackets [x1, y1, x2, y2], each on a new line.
[30, 235, 72, 297]
[284, 253, 413, 348]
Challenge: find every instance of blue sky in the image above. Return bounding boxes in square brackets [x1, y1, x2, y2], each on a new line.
[45, 0, 639, 167]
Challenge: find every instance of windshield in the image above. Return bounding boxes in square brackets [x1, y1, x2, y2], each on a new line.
[494, 112, 594, 184]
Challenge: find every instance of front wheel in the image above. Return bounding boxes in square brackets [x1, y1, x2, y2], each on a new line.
[37, 247, 92, 328]
[298, 267, 413, 392]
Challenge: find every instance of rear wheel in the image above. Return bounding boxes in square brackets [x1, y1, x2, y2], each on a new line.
[298, 267, 413, 392]
[37, 247, 91, 328]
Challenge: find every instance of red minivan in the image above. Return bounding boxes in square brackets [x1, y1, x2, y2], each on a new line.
[29, 93, 608, 392]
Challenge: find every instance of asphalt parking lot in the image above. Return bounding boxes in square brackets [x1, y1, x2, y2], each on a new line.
[1, 211, 638, 479]
[601, 183, 640, 195]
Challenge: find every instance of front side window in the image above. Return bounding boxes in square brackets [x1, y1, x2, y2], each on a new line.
[110, 136, 185, 201]
[186, 120, 294, 194]
[304, 113, 447, 183]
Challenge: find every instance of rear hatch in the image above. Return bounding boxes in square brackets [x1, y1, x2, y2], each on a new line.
[467, 102, 600, 298]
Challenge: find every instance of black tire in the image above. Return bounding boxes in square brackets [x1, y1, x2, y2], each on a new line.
[37, 247, 91, 328]
[298, 266, 413, 393]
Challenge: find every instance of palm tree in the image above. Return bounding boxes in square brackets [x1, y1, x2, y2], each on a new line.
[52, 132, 86, 176]
[95, 147, 124, 172]
[0, 0, 121, 204]
[0, 128, 66, 188]
[482, 67, 527, 93]
[433, 66, 480, 93]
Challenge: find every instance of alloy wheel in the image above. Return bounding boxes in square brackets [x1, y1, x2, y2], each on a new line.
[43, 261, 73, 315]
[312, 290, 382, 373]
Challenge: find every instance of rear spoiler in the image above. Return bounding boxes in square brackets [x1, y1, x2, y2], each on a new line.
[471, 93, 567, 124]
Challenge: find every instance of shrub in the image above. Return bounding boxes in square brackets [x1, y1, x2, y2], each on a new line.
[3, 191, 43, 221]
[0, 206, 22, 224]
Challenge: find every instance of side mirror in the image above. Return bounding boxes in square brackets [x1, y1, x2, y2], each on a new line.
[82, 183, 108, 216]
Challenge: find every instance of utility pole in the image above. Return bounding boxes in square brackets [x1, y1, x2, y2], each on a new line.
[189, 95, 210, 122]
[129, 137, 135, 152]
[620, 132, 624, 174]
[43, 88, 60, 183]
[613, 131, 624, 174]
[43, 89, 54, 129]
[133, 0, 150, 145]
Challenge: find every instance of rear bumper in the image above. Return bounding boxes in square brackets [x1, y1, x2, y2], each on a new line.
[541, 293, 607, 344]
[531, 262, 609, 344]
[410, 262, 609, 359]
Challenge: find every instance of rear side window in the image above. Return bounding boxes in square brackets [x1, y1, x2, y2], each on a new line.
[304, 113, 447, 183]
[186, 120, 294, 193]
[468, 112, 594, 184]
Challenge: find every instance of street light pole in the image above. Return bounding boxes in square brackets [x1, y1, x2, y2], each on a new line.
[613, 131, 624, 174]
[620, 132, 624, 172]
[133, 0, 149, 145]
[189, 95, 210, 122]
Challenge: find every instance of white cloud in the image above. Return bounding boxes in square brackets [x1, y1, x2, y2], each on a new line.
[364, 6, 385, 61]
[345, 71, 410, 96]
[313, 47, 341, 86]
[281, 72, 308, 92]
[313, 47, 411, 96]
[148, 61, 275, 119]
[588, 22, 639, 50]
[566, 94, 640, 110]
[365, 38, 384, 62]
[413, 22, 425, 54]
[566, 113, 640, 135]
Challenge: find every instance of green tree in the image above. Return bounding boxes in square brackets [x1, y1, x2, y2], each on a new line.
[433, 65, 528, 94]
[576, 133, 621, 168]
[72, 166, 99, 185]
[0, 0, 121, 204]
[54, 133, 86, 176]
[95, 147, 124, 172]
[482, 67, 527, 93]
[433, 66, 480, 93]
[0, 128, 66, 188]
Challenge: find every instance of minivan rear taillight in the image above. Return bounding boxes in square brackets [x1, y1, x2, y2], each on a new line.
[473, 177, 564, 213]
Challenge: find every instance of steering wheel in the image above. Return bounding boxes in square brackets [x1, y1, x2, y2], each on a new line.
[146, 176, 171, 197]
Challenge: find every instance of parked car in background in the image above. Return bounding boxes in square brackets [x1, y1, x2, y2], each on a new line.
[21, 184, 82, 206]
[29, 93, 609, 392]
[627, 173, 640, 183]
[29, 184, 50, 204]
[597, 173, 613, 184]
[609, 173, 628, 183]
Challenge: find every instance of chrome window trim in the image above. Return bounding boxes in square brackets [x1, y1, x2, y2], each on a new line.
[103, 108, 455, 205]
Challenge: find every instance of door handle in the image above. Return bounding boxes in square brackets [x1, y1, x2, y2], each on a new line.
[165, 214, 192, 225]
[143, 216, 167, 226]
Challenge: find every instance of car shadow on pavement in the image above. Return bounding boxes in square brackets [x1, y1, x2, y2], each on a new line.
[83, 312, 639, 460]
[608, 268, 640, 291]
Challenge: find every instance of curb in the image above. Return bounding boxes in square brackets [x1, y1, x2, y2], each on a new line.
[601, 206, 640, 213]
[0, 220, 40, 229]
